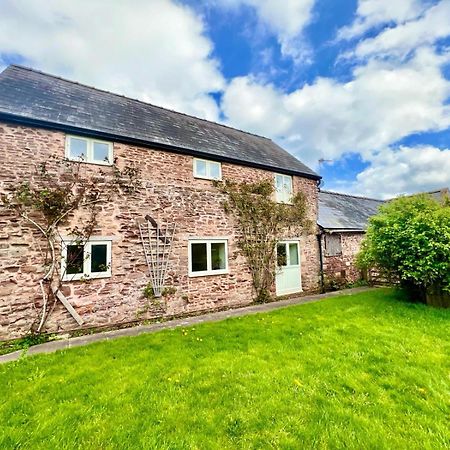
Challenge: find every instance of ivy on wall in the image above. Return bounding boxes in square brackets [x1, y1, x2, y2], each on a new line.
[1, 156, 141, 333]
[216, 179, 312, 303]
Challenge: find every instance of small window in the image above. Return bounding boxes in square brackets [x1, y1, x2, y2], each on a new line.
[324, 234, 342, 257]
[193, 158, 222, 180]
[66, 135, 113, 165]
[189, 239, 228, 276]
[61, 238, 112, 281]
[275, 174, 293, 203]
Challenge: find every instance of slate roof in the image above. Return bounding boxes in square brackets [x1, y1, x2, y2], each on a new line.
[0, 65, 319, 179]
[318, 190, 384, 231]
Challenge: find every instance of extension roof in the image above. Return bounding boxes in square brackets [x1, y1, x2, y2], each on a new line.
[318, 190, 384, 231]
[0, 65, 319, 180]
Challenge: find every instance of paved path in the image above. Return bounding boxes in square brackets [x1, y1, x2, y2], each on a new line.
[0, 287, 375, 364]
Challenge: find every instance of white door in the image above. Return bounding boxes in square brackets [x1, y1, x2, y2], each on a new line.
[276, 241, 302, 296]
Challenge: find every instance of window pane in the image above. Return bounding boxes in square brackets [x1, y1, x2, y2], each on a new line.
[209, 162, 221, 180]
[289, 243, 299, 266]
[93, 142, 110, 163]
[283, 176, 293, 194]
[66, 245, 84, 275]
[211, 242, 226, 270]
[69, 137, 87, 160]
[91, 244, 108, 273]
[195, 160, 207, 177]
[277, 243, 287, 267]
[276, 175, 284, 192]
[191, 243, 207, 272]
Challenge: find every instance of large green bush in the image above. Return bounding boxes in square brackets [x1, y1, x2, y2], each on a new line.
[357, 194, 450, 304]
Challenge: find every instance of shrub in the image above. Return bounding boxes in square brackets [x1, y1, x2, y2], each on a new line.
[357, 194, 450, 305]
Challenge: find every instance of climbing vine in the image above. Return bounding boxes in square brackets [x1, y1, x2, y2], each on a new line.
[216, 179, 312, 303]
[1, 155, 141, 333]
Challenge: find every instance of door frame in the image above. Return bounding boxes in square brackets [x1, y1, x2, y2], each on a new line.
[275, 240, 302, 296]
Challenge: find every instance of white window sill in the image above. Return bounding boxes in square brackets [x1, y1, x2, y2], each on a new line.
[66, 157, 113, 167]
[62, 272, 112, 282]
[188, 269, 229, 278]
[193, 175, 222, 181]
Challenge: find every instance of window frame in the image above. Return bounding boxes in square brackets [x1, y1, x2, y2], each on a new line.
[193, 158, 222, 181]
[61, 237, 112, 281]
[274, 173, 293, 204]
[324, 233, 342, 257]
[188, 238, 229, 277]
[65, 135, 114, 166]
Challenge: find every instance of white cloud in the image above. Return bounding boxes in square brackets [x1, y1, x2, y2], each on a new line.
[351, 0, 450, 59]
[222, 47, 450, 169]
[215, 0, 315, 62]
[338, 0, 426, 40]
[0, 0, 224, 120]
[344, 146, 450, 198]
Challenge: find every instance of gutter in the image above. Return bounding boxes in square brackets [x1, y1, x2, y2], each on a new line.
[0, 112, 322, 181]
[320, 228, 366, 233]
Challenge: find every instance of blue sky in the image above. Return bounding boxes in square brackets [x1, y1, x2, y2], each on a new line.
[0, 0, 449, 198]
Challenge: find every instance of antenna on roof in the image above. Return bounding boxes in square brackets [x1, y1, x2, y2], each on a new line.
[318, 158, 333, 167]
[318, 158, 333, 189]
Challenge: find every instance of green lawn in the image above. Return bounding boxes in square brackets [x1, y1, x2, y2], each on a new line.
[1, 289, 449, 449]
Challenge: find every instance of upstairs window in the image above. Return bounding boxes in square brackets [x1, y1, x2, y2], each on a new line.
[66, 135, 113, 165]
[193, 158, 222, 180]
[275, 174, 293, 203]
[189, 239, 228, 277]
[61, 238, 112, 281]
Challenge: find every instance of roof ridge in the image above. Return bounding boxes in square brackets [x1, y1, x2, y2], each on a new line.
[320, 190, 384, 202]
[7, 64, 272, 141]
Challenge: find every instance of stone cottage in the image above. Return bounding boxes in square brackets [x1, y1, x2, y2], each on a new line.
[0, 65, 321, 339]
[318, 190, 384, 284]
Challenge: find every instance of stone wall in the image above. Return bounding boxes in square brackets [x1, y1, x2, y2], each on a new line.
[0, 122, 320, 339]
[321, 232, 365, 283]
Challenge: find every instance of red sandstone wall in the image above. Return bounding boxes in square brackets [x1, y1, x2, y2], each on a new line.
[321, 232, 365, 282]
[0, 122, 320, 339]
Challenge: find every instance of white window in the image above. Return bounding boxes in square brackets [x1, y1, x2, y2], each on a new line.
[61, 238, 112, 281]
[324, 234, 342, 257]
[66, 135, 113, 165]
[275, 174, 293, 203]
[188, 239, 228, 277]
[193, 158, 222, 180]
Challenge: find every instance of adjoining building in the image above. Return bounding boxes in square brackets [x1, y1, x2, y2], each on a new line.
[318, 191, 384, 284]
[318, 188, 449, 286]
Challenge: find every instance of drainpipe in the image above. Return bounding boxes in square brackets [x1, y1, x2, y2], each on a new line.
[317, 229, 325, 293]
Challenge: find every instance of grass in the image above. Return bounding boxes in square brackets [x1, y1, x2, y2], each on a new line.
[0, 288, 449, 449]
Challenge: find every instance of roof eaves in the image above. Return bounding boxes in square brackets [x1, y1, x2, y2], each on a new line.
[319, 226, 366, 233]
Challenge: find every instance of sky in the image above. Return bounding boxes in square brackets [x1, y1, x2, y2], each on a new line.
[0, 0, 449, 198]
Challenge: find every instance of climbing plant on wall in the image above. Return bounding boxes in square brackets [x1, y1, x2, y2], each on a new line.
[216, 179, 312, 303]
[1, 155, 141, 333]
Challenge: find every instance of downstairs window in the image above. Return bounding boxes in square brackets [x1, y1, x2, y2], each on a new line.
[189, 239, 228, 277]
[61, 238, 112, 281]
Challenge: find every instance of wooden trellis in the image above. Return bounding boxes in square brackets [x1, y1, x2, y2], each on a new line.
[138, 215, 176, 297]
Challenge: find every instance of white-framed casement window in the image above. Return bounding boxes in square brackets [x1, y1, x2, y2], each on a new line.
[66, 135, 113, 165]
[275, 173, 293, 203]
[188, 238, 228, 277]
[61, 237, 112, 281]
[193, 158, 222, 181]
